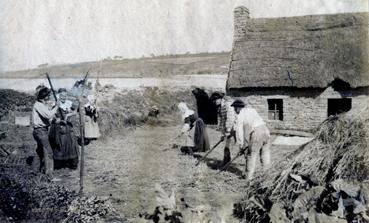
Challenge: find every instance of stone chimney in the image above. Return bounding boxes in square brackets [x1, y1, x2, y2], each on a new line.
[234, 6, 250, 40]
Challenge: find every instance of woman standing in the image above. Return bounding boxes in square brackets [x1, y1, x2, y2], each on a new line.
[84, 95, 100, 144]
[177, 102, 210, 154]
[49, 89, 79, 170]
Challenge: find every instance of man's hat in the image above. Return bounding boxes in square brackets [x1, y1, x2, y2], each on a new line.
[58, 88, 67, 93]
[231, 99, 245, 108]
[36, 84, 45, 91]
[37, 87, 51, 100]
[209, 91, 225, 101]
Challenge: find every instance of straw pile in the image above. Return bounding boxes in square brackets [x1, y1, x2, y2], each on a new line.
[236, 106, 369, 222]
[0, 89, 35, 120]
[97, 86, 195, 137]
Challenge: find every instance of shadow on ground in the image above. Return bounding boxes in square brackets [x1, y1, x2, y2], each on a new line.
[192, 153, 244, 177]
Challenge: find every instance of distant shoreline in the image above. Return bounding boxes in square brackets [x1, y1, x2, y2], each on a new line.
[0, 74, 227, 93]
[0, 52, 230, 79]
[0, 72, 226, 79]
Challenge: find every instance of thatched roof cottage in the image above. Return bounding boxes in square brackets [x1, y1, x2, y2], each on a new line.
[226, 6, 369, 131]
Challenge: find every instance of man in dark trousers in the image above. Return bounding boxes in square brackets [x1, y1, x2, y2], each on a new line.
[210, 92, 236, 167]
[32, 86, 59, 179]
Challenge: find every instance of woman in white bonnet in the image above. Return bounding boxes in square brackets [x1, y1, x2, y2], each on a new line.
[84, 95, 100, 144]
[177, 102, 210, 154]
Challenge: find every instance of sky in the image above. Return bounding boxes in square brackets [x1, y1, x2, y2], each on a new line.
[0, 0, 367, 72]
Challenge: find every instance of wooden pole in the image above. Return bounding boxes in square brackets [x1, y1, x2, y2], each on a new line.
[45, 73, 65, 120]
[78, 70, 90, 195]
[79, 100, 85, 194]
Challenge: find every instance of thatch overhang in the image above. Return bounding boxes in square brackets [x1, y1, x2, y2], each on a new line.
[227, 12, 369, 90]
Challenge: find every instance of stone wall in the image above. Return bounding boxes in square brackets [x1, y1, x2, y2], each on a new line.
[228, 87, 369, 132]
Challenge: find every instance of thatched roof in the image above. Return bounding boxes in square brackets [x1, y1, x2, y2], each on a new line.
[227, 12, 369, 89]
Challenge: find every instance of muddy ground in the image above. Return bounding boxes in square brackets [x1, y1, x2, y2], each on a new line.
[53, 125, 298, 222]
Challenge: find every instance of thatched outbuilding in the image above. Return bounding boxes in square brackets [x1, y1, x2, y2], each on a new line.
[227, 7, 369, 131]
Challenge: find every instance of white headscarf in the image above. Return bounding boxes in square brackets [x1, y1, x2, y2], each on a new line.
[85, 95, 96, 107]
[59, 99, 72, 111]
[178, 102, 194, 120]
[87, 95, 95, 103]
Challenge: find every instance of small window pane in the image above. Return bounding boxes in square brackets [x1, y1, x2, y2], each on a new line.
[268, 99, 283, 121]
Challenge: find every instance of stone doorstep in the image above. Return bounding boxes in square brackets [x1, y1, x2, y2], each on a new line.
[271, 129, 314, 138]
[272, 135, 314, 146]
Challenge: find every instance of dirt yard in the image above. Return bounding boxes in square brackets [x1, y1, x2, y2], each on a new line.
[0, 88, 308, 222]
[54, 125, 297, 222]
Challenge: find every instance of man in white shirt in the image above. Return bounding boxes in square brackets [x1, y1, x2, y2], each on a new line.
[32, 86, 59, 179]
[231, 99, 271, 180]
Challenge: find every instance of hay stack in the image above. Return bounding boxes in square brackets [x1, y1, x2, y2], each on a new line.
[0, 89, 35, 120]
[238, 105, 369, 222]
[270, 113, 368, 200]
[96, 87, 196, 137]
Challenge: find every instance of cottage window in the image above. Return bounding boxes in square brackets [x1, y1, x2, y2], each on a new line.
[327, 98, 352, 116]
[268, 99, 283, 121]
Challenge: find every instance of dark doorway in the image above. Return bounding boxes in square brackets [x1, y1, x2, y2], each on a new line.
[327, 98, 352, 116]
[192, 88, 218, 125]
[268, 99, 283, 121]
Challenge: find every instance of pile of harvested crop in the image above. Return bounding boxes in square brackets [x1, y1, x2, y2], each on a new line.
[0, 165, 77, 222]
[0, 89, 35, 120]
[235, 108, 369, 222]
[0, 164, 119, 222]
[268, 114, 369, 202]
[96, 86, 196, 137]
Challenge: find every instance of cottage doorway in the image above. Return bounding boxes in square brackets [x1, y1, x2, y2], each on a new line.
[327, 98, 352, 116]
[192, 88, 218, 125]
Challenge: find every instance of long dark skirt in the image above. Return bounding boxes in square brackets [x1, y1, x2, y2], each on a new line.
[54, 158, 78, 170]
[193, 118, 210, 152]
[49, 122, 79, 169]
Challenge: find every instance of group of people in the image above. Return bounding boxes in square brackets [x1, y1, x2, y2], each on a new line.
[32, 82, 269, 180]
[31, 84, 100, 180]
[177, 91, 271, 180]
